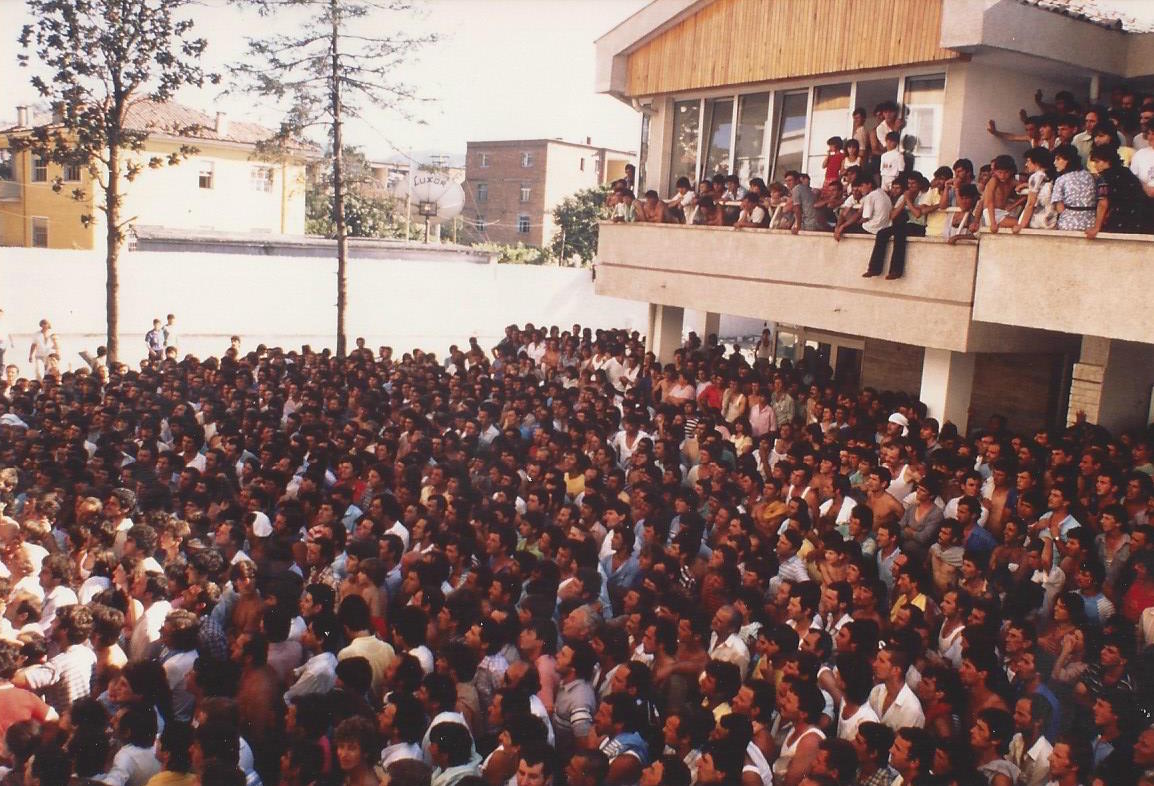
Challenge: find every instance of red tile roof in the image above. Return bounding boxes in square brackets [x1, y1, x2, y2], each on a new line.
[3, 99, 319, 155]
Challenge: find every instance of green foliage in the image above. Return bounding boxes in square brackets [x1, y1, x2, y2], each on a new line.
[13, 0, 217, 228]
[471, 242, 554, 265]
[549, 186, 608, 265]
[13, 0, 216, 362]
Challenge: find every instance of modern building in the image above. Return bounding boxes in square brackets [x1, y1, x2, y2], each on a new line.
[463, 138, 634, 247]
[0, 101, 318, 249]
[593, 0, 1154, 435]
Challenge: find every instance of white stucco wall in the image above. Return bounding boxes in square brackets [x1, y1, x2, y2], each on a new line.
[0, 249, 647, 373]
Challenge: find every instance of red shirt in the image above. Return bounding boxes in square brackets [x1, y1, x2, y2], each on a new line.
[0, 684, 53, 737]
[1123, 580, 1154, 623]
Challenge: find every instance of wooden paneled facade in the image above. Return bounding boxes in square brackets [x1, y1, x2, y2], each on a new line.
[625, 0, 963, 97]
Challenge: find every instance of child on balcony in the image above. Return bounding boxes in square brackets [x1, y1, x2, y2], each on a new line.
[982, 155, 1023, 232]
[1013, 148, 1057, 232]
[879, 131, 905, 191]
[841, 139, 864, 180]
[822, 137, 845, 187]
[945, 184, 981, 244]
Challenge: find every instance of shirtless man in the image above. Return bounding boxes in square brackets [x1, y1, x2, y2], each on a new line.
[984, 155, 1023, 232]
[636, 190, 674, 223]
[866, 466, 904, 529]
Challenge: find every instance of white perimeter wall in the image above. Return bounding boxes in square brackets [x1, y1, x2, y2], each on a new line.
[0, 248, 762, 374]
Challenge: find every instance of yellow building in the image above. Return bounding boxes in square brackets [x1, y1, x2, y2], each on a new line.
[0, 101, 317, 249]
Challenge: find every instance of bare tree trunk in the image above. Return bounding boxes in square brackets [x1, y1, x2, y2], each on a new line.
[105, 144, 121, 363]
[330, 0, 348, 359]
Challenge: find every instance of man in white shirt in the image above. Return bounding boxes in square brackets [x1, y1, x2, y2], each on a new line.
[1130, 122, 1154, 194]
[868, 644, 925, 731]
[834, 175, 891, 240]
[128, 572, 172, 661]
[707, 605, 750, 678]
[1008, 695, 1053, 786]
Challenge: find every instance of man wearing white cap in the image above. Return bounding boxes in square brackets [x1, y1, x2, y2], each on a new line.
[887, 412, 910, 438]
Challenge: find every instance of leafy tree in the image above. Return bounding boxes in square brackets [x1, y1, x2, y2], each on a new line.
[549, 186, 608, 266]
[471, 242, 553, 265]
[306, 145, 408, 238]
[234, 0, 434, 358]
[13, 0, 216, 362]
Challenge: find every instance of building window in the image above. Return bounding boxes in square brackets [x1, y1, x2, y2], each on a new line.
[517, 215, 530, 234]
[519, 184, 530, 203]
[476, 182, 488, 203]
[479, 153, 490, 168]
[0, 150, 12, 180]
[251, 166, 274, 192]
[63, 161, 82, 182]
[520, 152, 533, 168]
[579, 157, 585, 172]
[31, 217, 48, 248]
[31, 155, 48, 182]
[475, 215, 485, 232]
[198, 162, 214, 189]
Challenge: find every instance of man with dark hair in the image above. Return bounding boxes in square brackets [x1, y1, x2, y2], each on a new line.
[552, 641, 597, 760]
[0, 640, 55, 735]
[971, 707, 1019, 784]
[15, 604, 95, 712]
[128, 569, 171, 660]
[851, 721, 896, 786]
[337, 594, 395, 698]
[1008, 694, 1052, 786]
[563, 749, 609, 786]
[427, 720, 479, 783]
[1046, 734, 1092, 786]
[888, 726, 934, 786]
[514, 740, 556, 786]
[868, 645, 924, 731]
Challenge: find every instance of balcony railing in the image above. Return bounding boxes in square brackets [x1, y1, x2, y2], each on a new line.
[594, 221, 1148, 351]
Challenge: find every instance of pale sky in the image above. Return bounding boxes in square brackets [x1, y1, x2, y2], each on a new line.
[0, 0, 647, 161]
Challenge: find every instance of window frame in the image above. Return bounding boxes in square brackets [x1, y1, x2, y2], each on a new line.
[520, 152, 533, 168]
[476, 182, 488, 203]
[664, 68, 947, 191]
[479, 152, 490, 168]
[30, 216, 49, 248]
[250, 165, 275, 193]
[31, 154, 48, 183]
[517, 214, 530, 234]
[519, 184, 531, 203]
[198, 161, 215, 190]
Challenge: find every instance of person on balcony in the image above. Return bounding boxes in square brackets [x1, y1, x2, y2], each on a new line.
[636, 190, 675, 224]
[1013, 148, 1057, 232]
[833, 174, 890, 242]
[982, 155, 1024, 232]
[733, 192, 767, 229]
[1086, 145, 1152, 238]
[1050, 145, 1097, 232]
[862, 174, 930, 280]
[664, 177, 697, 224]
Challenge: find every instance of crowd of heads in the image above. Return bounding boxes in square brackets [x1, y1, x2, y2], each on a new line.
[0, 322, 1153, 786]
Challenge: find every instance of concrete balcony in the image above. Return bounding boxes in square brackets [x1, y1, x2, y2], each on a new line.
[973, 230, 1154, 346]
[595, 222, 1002, 353]
[0, 181, 20, 201]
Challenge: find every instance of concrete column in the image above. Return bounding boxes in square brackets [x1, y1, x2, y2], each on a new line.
[1068, 337, 1154, 431]
[1068, 336, 1111, 427]
[920, 348, 976, 432]
[687, 310, 721, 343]
[647, 303, 684, 364]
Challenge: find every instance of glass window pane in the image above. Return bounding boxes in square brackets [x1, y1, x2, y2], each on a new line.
[853, 78, 900, 158]
[702, 98, 734, 181]
[903, 74, 946, 175]
[772, 91, 808, 182]
[735, 93, 770, 185]
[668, 100, 700, 195]
[806, 83, 851, 183]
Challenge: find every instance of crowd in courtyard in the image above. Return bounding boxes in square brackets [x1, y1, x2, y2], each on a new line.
[0, 322, 1152, 786]
[607, 87, 1154, 279]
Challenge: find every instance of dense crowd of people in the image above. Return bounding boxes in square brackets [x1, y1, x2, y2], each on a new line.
[0, 322, 1153, 786]
[606, 88, 1154, 279]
